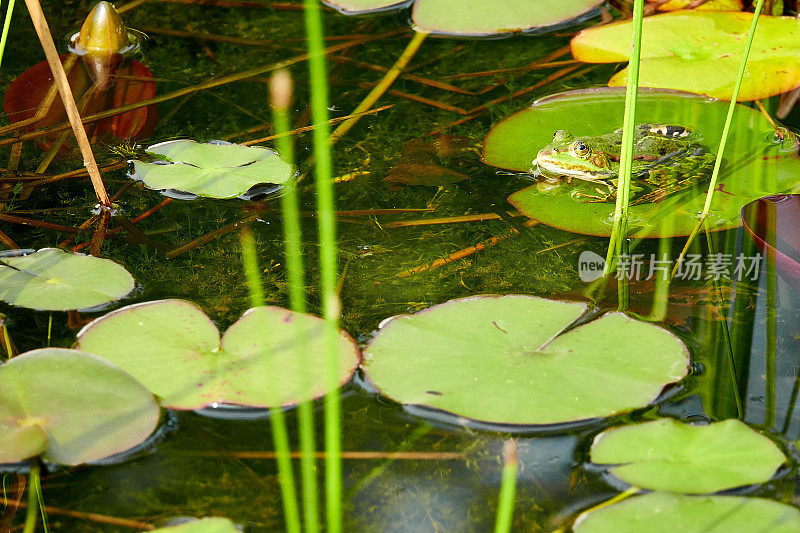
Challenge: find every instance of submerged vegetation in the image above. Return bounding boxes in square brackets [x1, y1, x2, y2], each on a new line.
[0, 0, 800, 531]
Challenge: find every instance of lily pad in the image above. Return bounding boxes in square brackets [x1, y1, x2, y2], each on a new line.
[75, 300, 361, 410]
[571, 12, 800, 101]
[130, 140, 294, 199]
[647, 0, 743, 11]
[0, 348, 159, 465]
[362, 295, 689, 426]
[482, 87, 800, 237]
[152, 518, 239, 532]
[0, 248, 135, 311]
[573, 492, 800, 532]
[323, 0, 603, 36]
[590, 418, 786, 493]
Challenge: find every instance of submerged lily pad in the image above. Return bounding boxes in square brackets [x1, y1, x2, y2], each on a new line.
[362, 295, 689, 426]
[0, 248, 135, 311]
[573, 492, 800, 532]
[75, 300, 361, 410]
[482, 87, 800, 237]
[742, 194, 800, 284]
[590, 418, 786, 493]
[130, 140, 294, 199]
[0, 348, 159, 465]
[323, 0, 602, 36]
[571, 12, 800, 101]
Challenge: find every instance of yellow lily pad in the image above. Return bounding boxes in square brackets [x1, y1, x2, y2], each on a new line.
[571, 11, 800, 101]
[646, 0, 742, 12]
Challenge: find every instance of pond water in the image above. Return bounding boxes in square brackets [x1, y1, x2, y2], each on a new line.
[2, 1, 800, 531]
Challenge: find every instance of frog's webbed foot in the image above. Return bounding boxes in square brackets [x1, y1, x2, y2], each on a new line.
[571, 188, 615, 203]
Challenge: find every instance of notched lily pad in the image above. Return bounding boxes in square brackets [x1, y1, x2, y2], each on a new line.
[0, 248, 135, 311]
[590, 418, 786, 493]
[0, 348, 159, 466]
[573, 492, 800, 532]
[75, 299, 361, 410]
[571, 12, 800, 101]
[482, 87, 800, 237]
[323, 0, 603, 36]
[362, 295, 689, 426]
[130, 139, 294, 199]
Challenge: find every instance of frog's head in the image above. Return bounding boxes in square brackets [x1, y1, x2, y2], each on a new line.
[535, 130, 613, 178]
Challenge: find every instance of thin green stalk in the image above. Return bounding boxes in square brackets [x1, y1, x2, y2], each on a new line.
[493, 440, 518, 533]
[240, 229, 302, 533]
[270, 69, 320, 533]
[604, 0, 645, 275]
[23, 463, 40, 533]
[765, 235, 777, 429]
[0, 0, 16, 70]
[674, 0, 764, 273]
[301, 2, 342, 531]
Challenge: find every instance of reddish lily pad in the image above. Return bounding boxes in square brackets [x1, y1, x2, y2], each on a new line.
[741, 194, 800, 284]
[75, 300, 361, 410]
[3, 55, 156, 150]
[571, 12, 800, 101]
[0, 348, 159, 466]
[482, 87, 800, 237]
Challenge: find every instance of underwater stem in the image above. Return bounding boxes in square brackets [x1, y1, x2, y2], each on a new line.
[0, 0, 16, 70]
[493, 440, 518, 533]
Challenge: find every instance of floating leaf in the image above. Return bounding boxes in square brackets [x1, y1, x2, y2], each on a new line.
[322, 0, 603, 36]
[152, 518, 240, 532]
[646, 0, 743, 11]
[573, 492, 800, 532]
[130, 140, 294, 199]
[571, 12, 800, 101]
[742, 194, 800, 284]
[76, 300, 361, 410]
[482, 87, 800, 237]
[0, 348, 159, 465]
[0, 248, 135, 311]
[590, 419, 786, 493]
[362, 295, 689, 426]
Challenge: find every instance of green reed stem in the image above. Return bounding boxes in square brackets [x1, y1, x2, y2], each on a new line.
[674, 0, 764, 274]
[270, 69, 320, 533]
[604, 0, 644, 275]
[302, 1, 342, 531]
[0, 0, 16, 70]
[493, 440, 518, 533]
[23, 462, 41, 533]
[240, 229, 302, 533]
[765, 239, 777, 429]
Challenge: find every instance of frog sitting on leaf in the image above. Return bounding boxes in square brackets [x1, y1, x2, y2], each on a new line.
[534, 123, 716, 204]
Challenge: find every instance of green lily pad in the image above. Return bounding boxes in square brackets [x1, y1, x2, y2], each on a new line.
[590, 418, 786, 493]
[573, 492, 800, 532]
[323, 0, 603, 36]
[0, 248, 135, 311]
[152, 518, 239, 532]
[130, 140, 294, 199]
[362, 295, 689, 426]
[482, 87, 800, 237]
[75, 300, 361, 410]
[0, 348, 159, 466]
[571, 12, 800, 101]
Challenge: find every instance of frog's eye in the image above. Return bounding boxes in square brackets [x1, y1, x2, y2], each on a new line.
[553, 130, 572, 142]
[571, 140, 590, 158]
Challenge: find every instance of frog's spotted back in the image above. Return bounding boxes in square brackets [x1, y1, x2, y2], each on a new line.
[641, 123, 692, 138]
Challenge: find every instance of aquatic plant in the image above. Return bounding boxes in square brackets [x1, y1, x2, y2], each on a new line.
[0, 248, 134, 311]
[129, 139, 295, 199]
[362, 295, 689, 425]
[323, 0, 603, 36]
[0, 348, 159, 465]
[590, 418, 786, 493]
[75, 299, 361, 410]
[741, 194, 800, 284]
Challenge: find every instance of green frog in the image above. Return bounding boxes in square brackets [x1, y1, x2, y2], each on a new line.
[534, 123, 716, 204]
